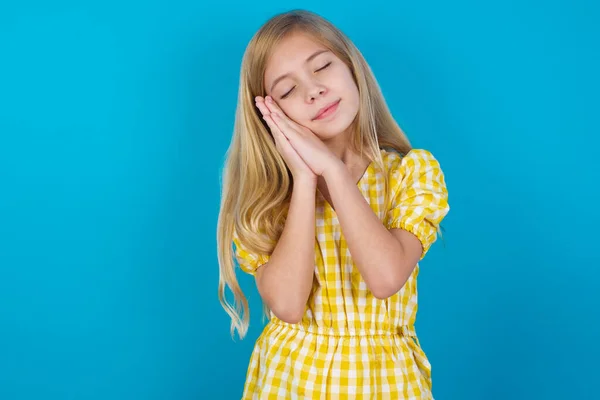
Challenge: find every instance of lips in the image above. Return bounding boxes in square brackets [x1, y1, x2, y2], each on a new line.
[313, 99, 341, 120]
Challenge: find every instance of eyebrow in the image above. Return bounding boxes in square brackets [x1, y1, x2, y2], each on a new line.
[269, 49, 330, 93]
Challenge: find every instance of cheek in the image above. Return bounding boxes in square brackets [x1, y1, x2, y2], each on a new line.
[280, 101, 306, 124]
[331, 64, 357, 91]
[340, 70, 359, 95]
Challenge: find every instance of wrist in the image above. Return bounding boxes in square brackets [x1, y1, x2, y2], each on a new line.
[322, 158, 346, 182]
[293, 175, 318, 189]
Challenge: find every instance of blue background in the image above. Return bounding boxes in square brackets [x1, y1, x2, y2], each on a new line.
[1, 1, 598, 399]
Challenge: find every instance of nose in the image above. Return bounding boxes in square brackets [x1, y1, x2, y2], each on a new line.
[305, 82, 327, 102]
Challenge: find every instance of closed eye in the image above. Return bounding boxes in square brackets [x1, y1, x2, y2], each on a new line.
[281, 86, 295, 99]
[316, 61, 332, 72]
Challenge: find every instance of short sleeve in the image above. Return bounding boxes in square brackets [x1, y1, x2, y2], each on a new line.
[384, 149, 450, 259]
[232, 229, 271, 276]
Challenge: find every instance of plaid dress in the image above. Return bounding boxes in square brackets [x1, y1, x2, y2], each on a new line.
[233, 148, 450, 399]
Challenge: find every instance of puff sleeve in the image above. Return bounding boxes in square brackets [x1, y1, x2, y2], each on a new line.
[384, 149, 450, 259]
[232, 229, 271, 276]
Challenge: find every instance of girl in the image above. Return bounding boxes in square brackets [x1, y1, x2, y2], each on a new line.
[216, 9, 450, 399]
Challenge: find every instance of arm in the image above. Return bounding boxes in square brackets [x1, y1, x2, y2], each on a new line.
[322, 162, 422, 299]
[254, 177, 316, 323]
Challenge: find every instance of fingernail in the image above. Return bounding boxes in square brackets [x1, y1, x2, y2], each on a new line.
[266, 97, 272, 103]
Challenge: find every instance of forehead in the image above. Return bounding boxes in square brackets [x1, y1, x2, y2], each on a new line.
[264, 33, 329, 80]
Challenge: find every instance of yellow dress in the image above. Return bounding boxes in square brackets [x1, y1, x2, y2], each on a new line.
[233, 148, 450, 399]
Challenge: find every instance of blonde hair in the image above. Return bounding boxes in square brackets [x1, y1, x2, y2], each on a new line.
[216, 9, 412, 339]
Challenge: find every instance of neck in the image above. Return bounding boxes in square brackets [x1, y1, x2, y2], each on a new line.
[321, 125, 358, 164]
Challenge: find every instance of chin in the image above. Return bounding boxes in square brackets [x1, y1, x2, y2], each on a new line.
[314, 129, 344, 141]
[312, 114, 356, 140]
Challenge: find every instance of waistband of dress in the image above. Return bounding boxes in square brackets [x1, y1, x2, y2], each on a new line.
[267, 319, 416, 338]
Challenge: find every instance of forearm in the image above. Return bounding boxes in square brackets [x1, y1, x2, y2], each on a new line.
[323, 163, 412, 298]
[255, 178, 316, 323]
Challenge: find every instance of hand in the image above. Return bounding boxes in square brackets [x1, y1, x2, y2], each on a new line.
[255, 96, 316, 183]
[259, 96, 340, 177]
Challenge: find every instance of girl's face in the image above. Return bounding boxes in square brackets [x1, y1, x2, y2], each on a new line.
[263, 32, 360, 141]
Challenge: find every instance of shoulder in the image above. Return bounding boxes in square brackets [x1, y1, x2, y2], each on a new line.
[380, 148, 442, 177]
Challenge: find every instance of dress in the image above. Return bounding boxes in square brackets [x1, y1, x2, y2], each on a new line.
[233, 148, 450, 399]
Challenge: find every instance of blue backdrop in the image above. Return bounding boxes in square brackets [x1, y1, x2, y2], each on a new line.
[1, 1, 598, 399]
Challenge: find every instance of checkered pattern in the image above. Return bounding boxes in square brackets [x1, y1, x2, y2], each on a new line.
[233, 149, 449, 399]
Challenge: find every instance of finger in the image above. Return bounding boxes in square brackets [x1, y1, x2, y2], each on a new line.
[265, 115, 293, 147]
[267, 118, 295, 158]
[255, 97, 270, 116]
[270, 112, 297, 140]
[256, 103, 270, 117]
[264, 96, 284, 116]
[256, 96, 276, 116]
[265, 97, 304, 135]
[265, 97, 294, 123]
[263, 114, 285, 144]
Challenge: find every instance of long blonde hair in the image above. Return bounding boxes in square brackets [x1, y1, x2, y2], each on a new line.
[216, 9, 412, 339]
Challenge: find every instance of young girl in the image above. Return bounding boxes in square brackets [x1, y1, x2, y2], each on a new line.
[217, 9, 450, 399]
